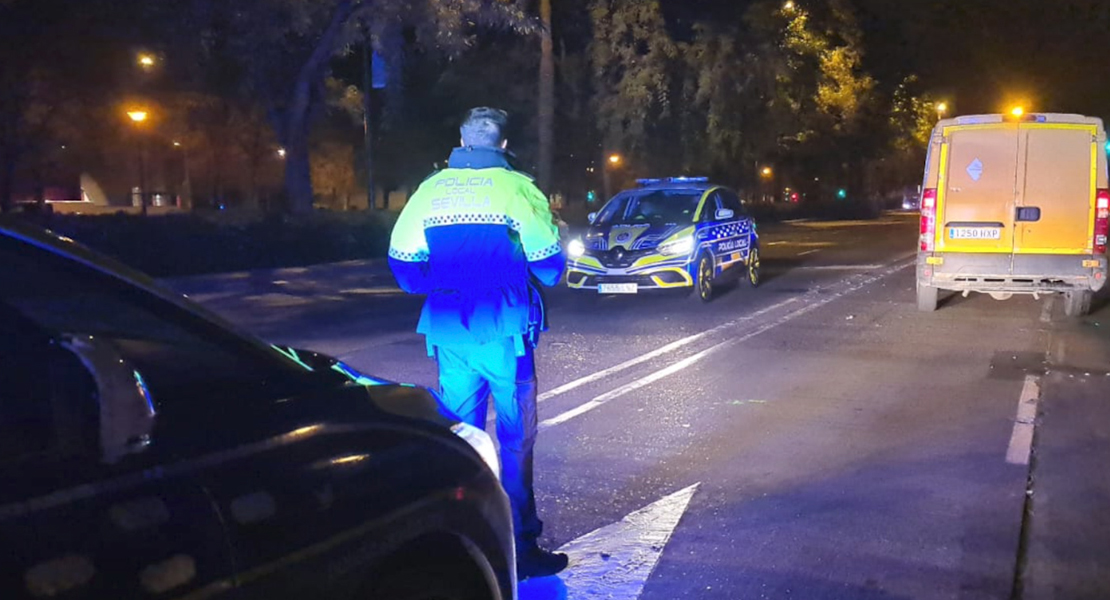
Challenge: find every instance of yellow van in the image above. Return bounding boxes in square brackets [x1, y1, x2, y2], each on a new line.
[916, 113, 1110, 316]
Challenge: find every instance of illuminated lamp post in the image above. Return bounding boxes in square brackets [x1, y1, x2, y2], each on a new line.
[127, 109, 149, 216]
[602, 153, 622, 201]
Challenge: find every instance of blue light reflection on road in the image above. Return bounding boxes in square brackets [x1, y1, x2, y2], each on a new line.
[520, 575, 568, 599]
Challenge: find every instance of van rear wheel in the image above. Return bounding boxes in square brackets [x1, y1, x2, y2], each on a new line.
[916, 283, 938, 312]
[1064, 290, 1092, 318]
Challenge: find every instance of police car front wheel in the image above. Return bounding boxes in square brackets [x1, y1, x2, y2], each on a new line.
[693, 254, 715, 302]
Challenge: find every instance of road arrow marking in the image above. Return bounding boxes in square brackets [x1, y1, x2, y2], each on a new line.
[525, 483, 699, 600]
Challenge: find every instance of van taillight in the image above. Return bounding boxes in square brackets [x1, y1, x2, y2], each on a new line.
[1096, 189, 1110, 255]
[920, 189, 937, 252]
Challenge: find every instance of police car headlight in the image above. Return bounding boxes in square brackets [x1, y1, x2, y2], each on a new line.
[450, 422, 500, 479]
[658, 236, 694, 256]
[568, 238, 586, 258]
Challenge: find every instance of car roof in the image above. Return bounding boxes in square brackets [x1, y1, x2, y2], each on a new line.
[629, 177, 721, 194]
[937, 113, 1105, 132]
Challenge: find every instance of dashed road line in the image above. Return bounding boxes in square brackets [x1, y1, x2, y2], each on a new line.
[539, 259, 913, 430]
[1006, 375, 1042, 465]
[537, 296, 803, 403]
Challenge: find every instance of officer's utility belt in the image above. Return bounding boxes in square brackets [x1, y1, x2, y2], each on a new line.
[426, 335, 529, 358]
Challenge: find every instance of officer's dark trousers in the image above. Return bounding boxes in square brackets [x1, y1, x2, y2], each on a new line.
[435, 339, 543, 548]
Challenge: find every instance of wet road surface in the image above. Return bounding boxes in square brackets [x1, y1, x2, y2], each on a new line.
[170, 213, 1110, 599]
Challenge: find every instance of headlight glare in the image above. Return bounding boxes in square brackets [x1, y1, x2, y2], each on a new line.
[568, 238, 586, 258]
[658, 236, 694, 256]
[450, 422, 500, 479]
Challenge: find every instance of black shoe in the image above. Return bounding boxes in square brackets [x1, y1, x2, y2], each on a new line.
[517, 545, 569, 580]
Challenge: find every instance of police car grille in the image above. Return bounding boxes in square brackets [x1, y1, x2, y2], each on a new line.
[598, 248, 654, 268]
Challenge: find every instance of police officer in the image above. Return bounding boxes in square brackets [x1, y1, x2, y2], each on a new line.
[388, 107, 568, 579]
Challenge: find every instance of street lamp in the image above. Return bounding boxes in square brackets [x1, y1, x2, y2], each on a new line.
[936, 102, 948, 118]
[277, 148, 287, 158]
[602, 153, 623, 200]
[1011, 106, 1025, 118]
[126, 108, 150, 215]
[137, 53, 158, 73]
[759, 167, 774, 203]
[783, 1, 795, 11]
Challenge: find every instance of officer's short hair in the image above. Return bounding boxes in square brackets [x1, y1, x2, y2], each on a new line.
[460, 107, 508, 148]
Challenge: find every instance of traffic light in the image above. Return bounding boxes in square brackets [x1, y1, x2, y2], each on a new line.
[1105, 141, 1110, 154]
[837, 188, 847, 200]
[586, 190, 597, 203]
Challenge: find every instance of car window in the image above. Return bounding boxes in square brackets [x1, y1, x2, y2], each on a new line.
[594, 190, 703, 225]
[0, 235, 326, 409]
[0, 302, 98, 465]
[718, 190, 746, 216]
[698, 192, 723, 222]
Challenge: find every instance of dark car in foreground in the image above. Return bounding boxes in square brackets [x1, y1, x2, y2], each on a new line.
[0, 221, 515, 600]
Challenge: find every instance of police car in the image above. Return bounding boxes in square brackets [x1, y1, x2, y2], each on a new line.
[566, 177, 760, 301]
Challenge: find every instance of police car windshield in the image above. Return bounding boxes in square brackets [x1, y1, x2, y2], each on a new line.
[595, 190, 702, 225]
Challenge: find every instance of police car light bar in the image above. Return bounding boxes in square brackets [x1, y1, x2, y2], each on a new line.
[636, 176, 710, 186]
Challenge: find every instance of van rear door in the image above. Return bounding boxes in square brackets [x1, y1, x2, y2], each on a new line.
[936, 125, 1020, 256]
[1013, 124, 1097, 255]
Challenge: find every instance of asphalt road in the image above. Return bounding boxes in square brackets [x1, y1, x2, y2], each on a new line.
[169, 212, 1110, 600]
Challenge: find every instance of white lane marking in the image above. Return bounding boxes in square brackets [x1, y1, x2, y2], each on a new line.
[796, 264, 886, 271]
[519, 484, 699, 600]
[537, 296, 802, 403]
[539, 260, 912, 429]
[1039, 295, 1056, 323]
[1006, 376, 1042, 465]
[797, 249, 820, 256]
[540, 347, 719, 429]
[339, 287, 404, 296]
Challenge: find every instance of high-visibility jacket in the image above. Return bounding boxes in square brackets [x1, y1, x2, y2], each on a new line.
[388, 146, 565, 349]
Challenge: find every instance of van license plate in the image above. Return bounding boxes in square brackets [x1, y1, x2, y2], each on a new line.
[949, 227, 1001, 240]
[599, 283, 638, 294]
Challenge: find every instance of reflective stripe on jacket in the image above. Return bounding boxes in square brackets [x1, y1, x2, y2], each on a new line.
[388, 146, 565, 347]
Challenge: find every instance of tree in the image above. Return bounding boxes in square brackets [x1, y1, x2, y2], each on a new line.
[680, 24, 771, 183]
[589, 0, 680, 171]
[740, 0, 879, 195]
[0, 0, 112, 211]
[537, 0, 555, 192]
[166, 0, 533, 214]
[311, 141, 357, 209]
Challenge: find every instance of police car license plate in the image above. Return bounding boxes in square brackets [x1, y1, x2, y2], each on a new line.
[599, 283, 638, 294]
[949, 227, 1001, 240]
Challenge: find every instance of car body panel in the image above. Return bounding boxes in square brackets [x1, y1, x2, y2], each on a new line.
[918, 114, 1109, 295]
[0, 223, 514, 600]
